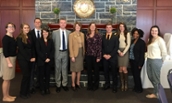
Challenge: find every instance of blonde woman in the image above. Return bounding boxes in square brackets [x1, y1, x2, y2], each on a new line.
[69, 22, 85, 91]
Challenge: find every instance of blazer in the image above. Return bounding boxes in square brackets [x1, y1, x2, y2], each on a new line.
[17, 34, 35, 61]
[69, 31, 85, 58]
[130, 38, 146, 67]
[36, 38, 54, 66]
[52, 29, 71, 58]
[102, 33, 119, 60]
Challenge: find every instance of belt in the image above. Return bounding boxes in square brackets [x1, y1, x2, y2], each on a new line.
[59, 50, 67, 52]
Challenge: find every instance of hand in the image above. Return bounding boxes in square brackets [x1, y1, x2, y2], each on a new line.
[138, 66, 142, 69]
[45, 58, 50, 63]
[30, 58, 35, 62]
[106, 55, 111, 60]
[119, 52, 124, 57]
[71, 57, 75, 62]
[96, 59, 100, 62]
[103, 54, 108, 59]
[8, 63, 13, 68]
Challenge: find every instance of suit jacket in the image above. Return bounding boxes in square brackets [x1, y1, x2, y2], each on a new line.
[130, 38, 146, 67]
[102, 33, 119, 61]
[69, 31, 85, 58]
[17, 34, 35, 61]
[52, 29, 71, 58]
[36, 38, 54, 66]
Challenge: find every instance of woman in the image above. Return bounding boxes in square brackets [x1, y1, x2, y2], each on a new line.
[129, 28, 146, 93]
[2, 22, 17, 102]
[117, 22, 131, 91]
[17, 23, 35, 99]
[36, 28, 54, 95]
[85, 22, 102, 91]
[146, 25, 168, 98]
[69, 22, 85, 91]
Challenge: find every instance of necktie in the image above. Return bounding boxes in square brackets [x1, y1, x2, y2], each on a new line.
[37, 30, 40, 38]
[62, 31, 66, 50]
[107, 34, 110, 40]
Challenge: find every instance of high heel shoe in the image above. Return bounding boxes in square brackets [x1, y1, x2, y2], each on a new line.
[71, 86, 76, 91]
[76, 84, 81, 89]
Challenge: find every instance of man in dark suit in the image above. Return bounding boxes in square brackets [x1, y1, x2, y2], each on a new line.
[102, 22, 119, 93]
[28, 18, 42, 94]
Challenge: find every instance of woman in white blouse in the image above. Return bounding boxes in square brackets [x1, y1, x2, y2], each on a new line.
[117, 22, 131, 91]
[146, 25, 167, 98]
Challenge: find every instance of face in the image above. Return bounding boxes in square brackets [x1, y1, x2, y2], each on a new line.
[151, 27, 159, 37]
[42, 30, 49, 39]
[59, 19, 67, 29]
[23, 25, 30, 35]
[6, 24, 15, 34]
[106, 25, 113, 33]
[34, 19, 42, 28]
[119, 24, 125, 32]
[75, 24, 81, 32]
[90, 23, 96, 31]
[133, 31, 139, 39]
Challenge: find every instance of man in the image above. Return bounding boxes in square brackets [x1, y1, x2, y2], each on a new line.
[102, 22, 119, 93]
[29, 18, 42, 94]
[52, 18, 71, 93]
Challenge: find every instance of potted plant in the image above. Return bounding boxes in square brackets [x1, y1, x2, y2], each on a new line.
[109, 7, 117, 24]
[53, 7, 60, 23]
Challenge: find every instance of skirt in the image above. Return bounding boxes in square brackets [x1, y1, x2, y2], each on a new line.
[2, 56, 16, 80]
[118, 48, 129, 67]
[70, 48, 84, 72]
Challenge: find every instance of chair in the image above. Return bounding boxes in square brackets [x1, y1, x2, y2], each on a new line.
[157, 83, 168, 103]
[167, 69, 172, 92]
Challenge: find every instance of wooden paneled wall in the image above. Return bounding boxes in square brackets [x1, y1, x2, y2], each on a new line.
[136, 0, 172, 41]
[0, 0, 35, 47]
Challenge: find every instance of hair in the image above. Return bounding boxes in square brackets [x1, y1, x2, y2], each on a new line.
[131, 28, 144, 38]
[34, 18, 42, 23]
[73, 21, 82, 31]
[59, 18, 66, 22]
[147, 25, 161, 45]
[5, 22, 16, 29]
[41, 27, 51, 40]
[17, 23, 30, 44]
[87, 22, 99, 35]
[106, 22, 113, 27]
[116, 22, 128, 45]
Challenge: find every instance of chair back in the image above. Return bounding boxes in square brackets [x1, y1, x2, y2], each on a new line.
[167, 69, 172, 92]
[157, 83, 168, 103]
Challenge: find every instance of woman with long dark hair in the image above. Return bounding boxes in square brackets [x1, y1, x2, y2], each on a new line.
[117, 22, 131, 91]
[85, 22, 102, 91]
[2, 22, 17, 102]
[130, 28, 146, 93]
[146, 25, 168, 98]
[17, 23, 35, 99]
[36, 28, 54, 95]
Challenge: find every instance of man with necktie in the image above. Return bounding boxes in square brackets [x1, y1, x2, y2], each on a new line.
[28, 18, 42, 94]
[52, 18, 71, 93]
[102, 22, 119, 93]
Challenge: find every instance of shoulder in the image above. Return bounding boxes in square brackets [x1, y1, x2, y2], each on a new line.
[157, 36, 165, 43]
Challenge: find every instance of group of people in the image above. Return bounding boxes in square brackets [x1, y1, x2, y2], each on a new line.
[1, 17, 168, 102]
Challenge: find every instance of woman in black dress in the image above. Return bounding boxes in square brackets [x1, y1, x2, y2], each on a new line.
[36, 28, 54, 95]
[17, 23, 35, 99]
[129, 28, 146, 93]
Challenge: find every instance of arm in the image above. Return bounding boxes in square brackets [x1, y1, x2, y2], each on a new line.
[122, 33, 131, 55]
[138, 40, 146, 67]
[36, 40, 46, 61]
[69, 33, 74, 58]
[109, 35, 119, 57]
[17, 37, 30, 61]
[96, 35, 102, 59]
[159, 37, 168, 61]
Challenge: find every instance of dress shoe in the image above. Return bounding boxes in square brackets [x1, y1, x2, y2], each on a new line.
[3, 97, 15, 102]
[87, 87, 93, 91]
[41, 90, 46, 95]
[45, 89, 50, 94]
[76, 84, 81, 89]
[62, 86, 69, 91]
[135, 90, 143, 93]
[103, 85, 110, 90]
[20, 94, 28, 99]
[71, 86, 76, 91]
[92, 87, 98, 91]
[30, 88, 36, 94]
[112, 87, 117, 93]
[56, 87, 61, 93]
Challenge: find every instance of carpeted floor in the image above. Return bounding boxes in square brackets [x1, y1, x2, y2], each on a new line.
[0, 73, 171, 103]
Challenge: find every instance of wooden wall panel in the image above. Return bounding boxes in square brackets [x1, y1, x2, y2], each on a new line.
[136, 10, 154, 41]
[157, 0, 172, 7]
[22, 10, 35, 28]
[0, 0, 20, 7]
[156, 10, 172, 35]
[22, 0, 35, 7]
[137, 0, 154, 7]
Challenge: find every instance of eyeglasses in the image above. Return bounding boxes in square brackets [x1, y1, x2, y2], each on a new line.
[8, 26, 14, 28]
